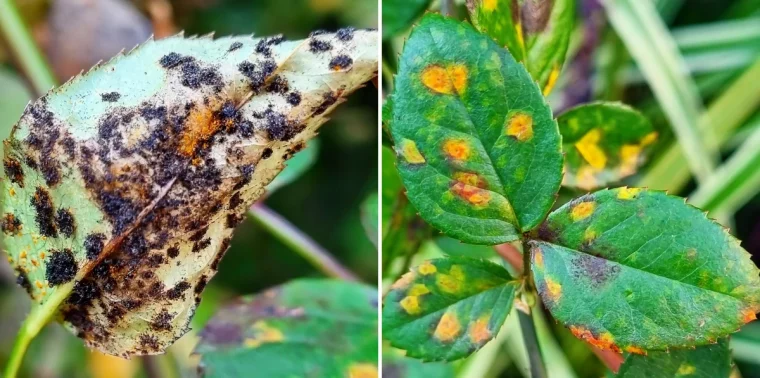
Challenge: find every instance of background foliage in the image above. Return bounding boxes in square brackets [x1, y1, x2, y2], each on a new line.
[0, 0, 377, 376]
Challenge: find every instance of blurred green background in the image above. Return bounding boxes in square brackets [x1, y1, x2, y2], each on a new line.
[0, 0, 377, 377]
[381, 0, 760, 377]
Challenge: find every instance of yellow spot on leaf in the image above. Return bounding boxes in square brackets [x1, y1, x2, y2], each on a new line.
[420, 64, 468, 95]
[19, 250, 26, 259]
[543, 64, 561, 96]
[437, 274, 462, 294]
[39, 252, 45, 259]
[442, 139, 471, 160]
[408, 284, 430, 296]
[545, 277, 562, 302]
[625, 345, 647, 355]
[469, 314, 492, 344]
[742, 308, 757, 324]
[453, 172, 485, 187]
[391, 272, 415, 290]
[31, 258, 38, 267]
[35, 280, 43, 289]
[451, 182, 491, 207]
[399, 138, 426, 164]
[571, 201, 596, 221]
[620, 144, 641, 176]
[677, 363, 696, 375]
[8, 187, 15, 197]
[534, 247, 544, 269]
[506, 113, 534, 142]
[482, 0, 497, 11]
[400, 295, 421, 315]
[434, 311, 462, 342]
[348, 363, 378, 378]
[584, 227, 597, 243]
[641, 131, 658, 146]
[575, 129, 606, 170]
[418, 261, 437, 275]
[245, 321, 284, 348]
[449, 265, 465, 280]
[617, 187, 641, 200]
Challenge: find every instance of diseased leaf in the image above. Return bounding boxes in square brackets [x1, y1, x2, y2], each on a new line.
[1, 29, 377, 357]
[531, 188, 760, 353]
[383, 256, 518, 361]
[558, 102, 657, 191]
[467, 0, 575, 95]
[390, 14, 562, 245]
[196, 279, 378, 378]
[383, 352, 456, 378]
[382, 0, 432, 40]
[467, 0, 526, 62]
[617, 338, 731, 378]
[381, 146, 431, 274]
[361, 191, 379, 248]
[266, 139, 320, 194]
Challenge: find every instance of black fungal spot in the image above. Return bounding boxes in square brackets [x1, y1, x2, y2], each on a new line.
[15, 269, 33, 295]
[84, 233, 106, 260]
[40, 158, 61, 187]
[151, 309, 173, 331]
[159, 52, 192, 69]
[337, 27, 355, 41]
[24, 154, 38, 170]
[140, 104, 167, 122]
[2, 213, 22, 235]
[309, 30, 328, 37]
[166, 281, 191, 300]
[194, 275, 209, 295]
[262, 148, 273, 159]
[228, 192, 242, 209]
[237, 120, 253, 138]
[286, 91, 302, 106]
[46, 249, 77, 285]
[167, 246, 180, 259]
[573, 254, 621, 286]
[180, 61, 222, 90]
[226, 213, 243, 229]
[266, 75, 289, 94]
[32, 187, 57, 237]
[190, 226, 209, 242]
[313, 92, 338, 115]
[4, 158, 24, 187]
[98, 191, 140, 235]
[192, 238, 212, 253]
[67, 279, 99, 307]
[309, 38, 332, 53]
[101, 92, 121, 102]
[228, 42, 243, 52]
[139, 334, 160, 351]
[329, 55, 353, 71]
[55, 208, 75, 238]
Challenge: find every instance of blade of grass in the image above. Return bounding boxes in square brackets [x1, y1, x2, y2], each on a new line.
[0, 0, 57, 96]
[689, 125, 760, 214]
[605, 0, 715, 184]
[639, 59, 760, 191]
[671, 18, 760, 54]
[248, 204, 359, 282]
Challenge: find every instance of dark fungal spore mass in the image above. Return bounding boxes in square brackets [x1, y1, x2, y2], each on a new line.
[32, 187, 58, 237]
[101, 92, 121, 102]
[309, 38, 332, 53]
[46, 249, 77, 285]
[55, 208, 76, 237]
[228, 42, 243, 52]
[4, 158, 24, 187]
[329, 55, 353, 71]
[84, 233, 106, 260]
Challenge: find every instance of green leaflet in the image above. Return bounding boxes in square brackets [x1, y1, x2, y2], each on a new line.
[383, 256, 518, 361]
[467, 0, 575, 95]
[391, 14, 562, 245]
[558, 102, 657, 191]
[617, 339, 731, 378]
[467, 0, 526, 62]
[196, 279, 378, 378]
[382, 0, 431, 40]
[434, 237, 495, 259]
[531, 188, 760, 353]
[383, 352, 456, 377]
[1, 30, 377, 357]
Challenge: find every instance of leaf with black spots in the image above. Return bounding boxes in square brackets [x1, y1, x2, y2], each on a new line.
[383, 256, 518, 361]
[531, 188, 760, 353]
[558, 102, 657, 191]
[196, 279, 378, 378]
[390, 14, 562, 245]
[1, 29, 377, 357]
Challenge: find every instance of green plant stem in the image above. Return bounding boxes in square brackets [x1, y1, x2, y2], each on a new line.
[248, 204, 359, 282]
[0, 0, 57, 96]
[4, 283, 73, 378]
[518, 310, 548, 378]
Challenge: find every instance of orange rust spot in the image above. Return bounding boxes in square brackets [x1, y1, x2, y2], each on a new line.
[39, 252, 45, 259]
[571, 201, 596, 221]
[742, 308, 757, 324]
[469, 314, 492, 344]
[399, 139, 426, 164]
[453, 172, 487, 188]
[31, 258, 38, 267]
[348, 363, 378, 378]
[421, 65, 453, 94]
[506, 113, 534, 142]
[451, 182, 491, 207]
[434, 311, 462, 342]
[8, 187, 15, 197]
[178, 103, 225, 157]
[570, 326, 621, 353]
[625, 345, 647, 355]
[442, 139, 471, 160]
[533, 247, 544, 269]
[35, 280, 43, 289]
[436, 274, 461, 294]
[19, 250, 27, 259]
[449, 64, 468, 94]
[545, 277, 562, 302]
